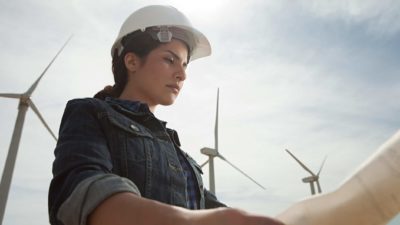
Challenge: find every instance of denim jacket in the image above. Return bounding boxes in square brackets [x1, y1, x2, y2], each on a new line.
[48, 98, 225, 225]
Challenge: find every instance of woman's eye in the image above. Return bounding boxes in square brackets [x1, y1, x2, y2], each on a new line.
[164, 57, 174, 64]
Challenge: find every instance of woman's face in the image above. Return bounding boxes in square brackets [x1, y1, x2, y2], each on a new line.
[120, 39, 188, 111]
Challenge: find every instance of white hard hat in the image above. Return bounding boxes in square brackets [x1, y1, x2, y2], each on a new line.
[111, 5, 211, 61]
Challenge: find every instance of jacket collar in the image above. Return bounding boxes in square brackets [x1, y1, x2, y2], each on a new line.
[105, 97, 151, 114]
[105, 97, 169, 129]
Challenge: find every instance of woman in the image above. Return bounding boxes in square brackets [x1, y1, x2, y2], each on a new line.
[48, 5, 284, 225]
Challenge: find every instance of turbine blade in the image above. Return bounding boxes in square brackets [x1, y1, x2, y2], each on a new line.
[285, 149, 316, 176]
[27, 99, 57, 141]
[25, 35, 73, 96]
[0, 93, 22, 99]
[200, 159, 209, 168]
[317, 155, 327, 176]
[214, 88, 219, 151]
[316, 180, 322, 193]
[218, 154, 266, 190]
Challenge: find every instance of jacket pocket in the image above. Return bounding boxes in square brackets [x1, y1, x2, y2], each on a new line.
[107, 114, 153, 139]
[100, 112, 153, 194]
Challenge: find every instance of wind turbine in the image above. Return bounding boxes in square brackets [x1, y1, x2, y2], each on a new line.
[200, 88, 265, 194]
[0, 36, 72, 225]
[285, 149, 327, 195]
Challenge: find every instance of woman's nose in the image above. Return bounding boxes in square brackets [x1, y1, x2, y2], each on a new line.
[175, 65, 186, 81]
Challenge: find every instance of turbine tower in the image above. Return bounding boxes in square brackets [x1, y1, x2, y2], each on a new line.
[200, 88, 265, 194]
[285, 149, 326, 195]
[0, 36, 72, 225]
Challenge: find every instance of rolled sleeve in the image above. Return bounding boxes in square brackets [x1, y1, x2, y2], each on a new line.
[48, 99, 132, 225]
[57, 174, 141, 225]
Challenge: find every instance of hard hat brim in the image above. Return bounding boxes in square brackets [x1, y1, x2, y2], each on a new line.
[111, 5, 211, 61]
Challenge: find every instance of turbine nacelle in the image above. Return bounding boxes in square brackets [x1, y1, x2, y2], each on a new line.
[20, 95, 30, 104]
[201, 147, 218, 157]
[302, 176, 318, 183]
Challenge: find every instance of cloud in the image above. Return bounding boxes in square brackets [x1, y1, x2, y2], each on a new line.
[297, 0, 400, 36]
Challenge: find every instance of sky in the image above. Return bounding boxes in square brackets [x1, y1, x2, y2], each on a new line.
[0, 0, 400, 224]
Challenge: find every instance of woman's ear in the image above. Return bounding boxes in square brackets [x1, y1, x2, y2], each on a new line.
[124, 52, 140, 73]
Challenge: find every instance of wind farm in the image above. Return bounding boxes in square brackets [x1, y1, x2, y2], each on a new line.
[1, 1, 400, 224]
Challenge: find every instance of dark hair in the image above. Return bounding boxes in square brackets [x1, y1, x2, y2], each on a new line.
[94, 30, 162, 100]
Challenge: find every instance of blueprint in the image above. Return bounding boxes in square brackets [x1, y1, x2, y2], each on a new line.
[277, 130, 400, 225]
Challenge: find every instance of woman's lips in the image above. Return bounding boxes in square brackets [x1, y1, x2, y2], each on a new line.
[166, 84, 180, 93]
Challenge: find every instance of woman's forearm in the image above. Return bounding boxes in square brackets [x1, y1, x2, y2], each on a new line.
[88, 192, 284, 225]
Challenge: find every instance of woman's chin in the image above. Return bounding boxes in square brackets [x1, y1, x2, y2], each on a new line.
[160, 98, 176, 106]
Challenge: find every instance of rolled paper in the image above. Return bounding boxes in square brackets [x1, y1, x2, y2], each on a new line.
[277, 130, 400, 225]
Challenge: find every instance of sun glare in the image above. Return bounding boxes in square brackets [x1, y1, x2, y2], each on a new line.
[167, 0, 231, 21]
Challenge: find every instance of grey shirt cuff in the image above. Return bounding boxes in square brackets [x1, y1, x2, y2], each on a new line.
[57, 174, 141, 225]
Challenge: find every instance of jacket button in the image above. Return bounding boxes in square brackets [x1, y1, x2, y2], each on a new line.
[130, 124, 139, 132]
